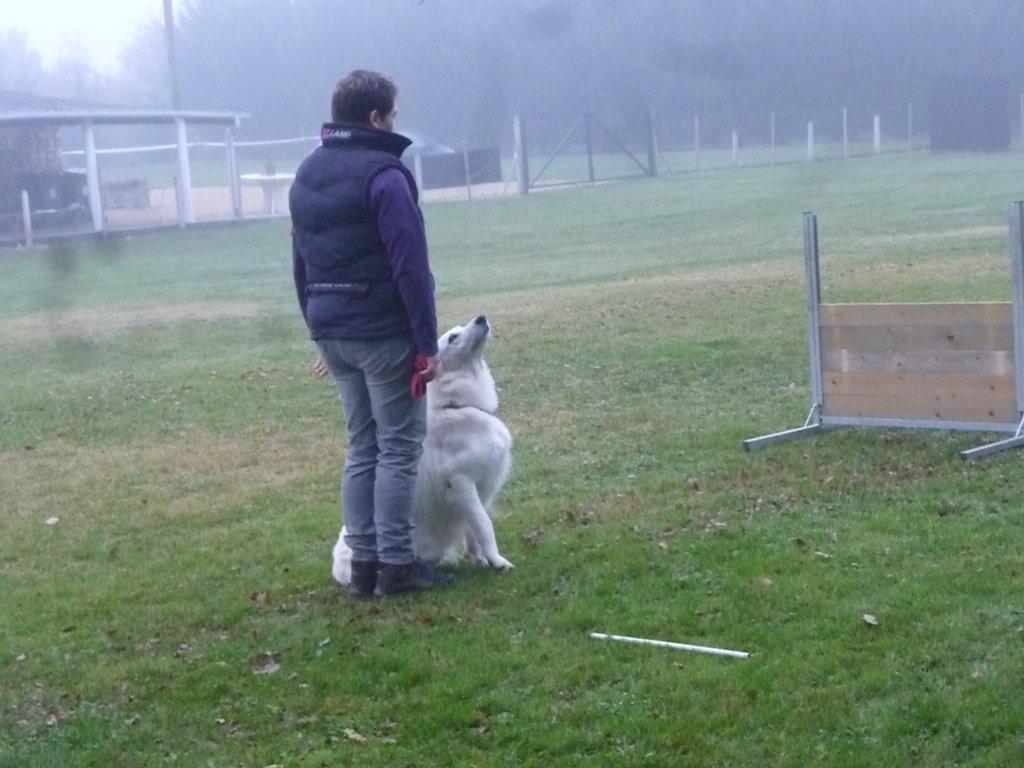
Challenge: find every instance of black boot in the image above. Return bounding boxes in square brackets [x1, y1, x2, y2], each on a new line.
[348, 560, 378, 598]
[375, 560, 455, 596]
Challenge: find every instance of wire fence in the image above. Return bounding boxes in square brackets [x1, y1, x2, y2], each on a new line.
[5, 98, 1024, 246]
[654, 105, 921, 172]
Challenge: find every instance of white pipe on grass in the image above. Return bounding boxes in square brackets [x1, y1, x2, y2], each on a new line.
[590, 632, 749, 659]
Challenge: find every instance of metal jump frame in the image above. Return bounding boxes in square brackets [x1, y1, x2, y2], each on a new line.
[744, 203, 1024, 461]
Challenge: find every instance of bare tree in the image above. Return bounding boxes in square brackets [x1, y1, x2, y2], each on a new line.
[0, 29, 44, 93]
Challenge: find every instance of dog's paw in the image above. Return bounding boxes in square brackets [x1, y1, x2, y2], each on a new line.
[489, 555, 514, 571]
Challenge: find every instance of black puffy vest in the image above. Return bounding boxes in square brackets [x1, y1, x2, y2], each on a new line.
[289, 123, 420, 340]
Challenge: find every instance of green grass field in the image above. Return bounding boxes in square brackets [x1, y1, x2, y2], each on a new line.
[3, 152, 1024, 767]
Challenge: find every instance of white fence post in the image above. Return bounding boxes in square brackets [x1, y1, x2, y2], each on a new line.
[873, 114, 881, 154]
[513, 114, 529, 196]
[462, 143, 473, 202]
[842, 107, 849, 160]
[20, 190, 32, 247]
[806, 121, 815, 162]
[694, 115, 700, 169]
[907, 102, 913, 153]
[225, 124, 242, 220]
[174, 117, 195, 225]
[82, 118, 104, 233]
[731, 128, 739, 166]
[413, 152, 424, 192]
[646, 106, 660, 177]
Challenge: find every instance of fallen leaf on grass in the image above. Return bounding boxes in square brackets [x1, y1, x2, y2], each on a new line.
[250, 590, 271, 607]
[315, 637, 331, 657]
[15, 654, 26, 662]
[563, 504, 595, 524]
[757, 577, 774, 588]
[862, 613, 879, 627]
[793, 537, 809, 551]
[343, 727, 367, 743]
[253, 651, 281, 675]
[520, 529, 543, 548]
[45, 517, 59, 526]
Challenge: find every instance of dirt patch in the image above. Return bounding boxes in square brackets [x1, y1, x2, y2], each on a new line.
[1, 301, 267, 343]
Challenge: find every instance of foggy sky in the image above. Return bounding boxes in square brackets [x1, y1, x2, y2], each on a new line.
[6, 1, 1024, 148]
[2, 0, 153, 73]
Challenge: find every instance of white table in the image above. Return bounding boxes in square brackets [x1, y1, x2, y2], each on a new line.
[239, 172, 295, 215]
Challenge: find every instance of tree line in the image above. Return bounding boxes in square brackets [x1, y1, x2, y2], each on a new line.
[5, 1, 1024, 146]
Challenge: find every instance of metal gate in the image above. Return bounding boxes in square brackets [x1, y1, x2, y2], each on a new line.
[512, 109, 660, 194]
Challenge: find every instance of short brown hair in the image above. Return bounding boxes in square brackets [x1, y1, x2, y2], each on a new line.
[331, 70, 398, 125]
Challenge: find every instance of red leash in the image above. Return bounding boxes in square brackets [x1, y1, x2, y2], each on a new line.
[410, 354, 429, 399]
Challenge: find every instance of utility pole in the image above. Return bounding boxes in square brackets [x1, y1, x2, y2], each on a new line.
[163, 0, 183, 109]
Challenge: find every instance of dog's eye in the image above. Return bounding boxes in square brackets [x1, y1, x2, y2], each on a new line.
[448, 333, 459, 344]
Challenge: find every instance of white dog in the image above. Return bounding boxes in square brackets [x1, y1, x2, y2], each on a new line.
[333, 314, 513, 585]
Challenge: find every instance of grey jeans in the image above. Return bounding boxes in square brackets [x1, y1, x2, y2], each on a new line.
[315, 336, 426, 565]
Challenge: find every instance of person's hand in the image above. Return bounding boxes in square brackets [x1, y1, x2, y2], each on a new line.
[420, 356, 441, 383]
[312, 357, 329, 378]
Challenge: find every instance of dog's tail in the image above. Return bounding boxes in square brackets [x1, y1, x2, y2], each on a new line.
[331, 527, 353, 585]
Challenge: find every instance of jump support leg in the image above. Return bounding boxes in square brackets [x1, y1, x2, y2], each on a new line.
[961, 415, 1024, 461]
[744, 405, 824, 452]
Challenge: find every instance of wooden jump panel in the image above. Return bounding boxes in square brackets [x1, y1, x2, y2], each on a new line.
[820, 302, 1012, 328]
[819, 302, 1018, 424]
[823, 371, 1014, 398]
[823, 392, 1019, 423]
[822, 351, 1014, 376]
[820, 324, 1013, 354]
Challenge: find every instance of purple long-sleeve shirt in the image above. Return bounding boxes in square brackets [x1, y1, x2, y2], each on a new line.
[292, 168, 438, 356]
[371, 169, 438, 356]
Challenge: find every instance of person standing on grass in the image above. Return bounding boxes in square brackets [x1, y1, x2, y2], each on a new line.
[289, 70, 452, 597]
